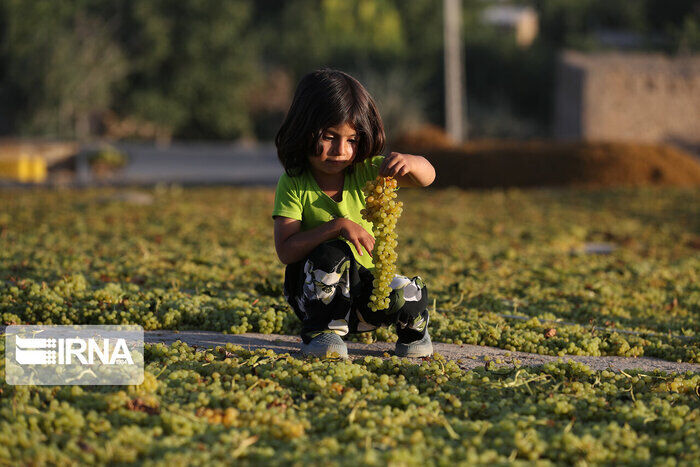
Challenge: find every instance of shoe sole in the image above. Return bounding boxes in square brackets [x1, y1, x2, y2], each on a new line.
[301, 342, 348, 359]
[395, 340, 433, 358]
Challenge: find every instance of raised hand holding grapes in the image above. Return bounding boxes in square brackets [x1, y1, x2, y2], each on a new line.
[378, 152, 436, 188]
[379, 152, 414, 178]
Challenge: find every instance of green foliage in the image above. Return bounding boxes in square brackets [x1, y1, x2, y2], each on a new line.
[1, 0, 698, 139]
[534, 0, 699, 51]
[1, 186, 699, 362]
[256, 0, 405, 76]
[118, 0, 261, 139]
[0, 341, 698, 463]
[390, 0, 446, 126]
[320, 0, 405, 58]
[463, 26, 555, 136]
[2, 0, 127, 139]
[356, 68, 428, 144]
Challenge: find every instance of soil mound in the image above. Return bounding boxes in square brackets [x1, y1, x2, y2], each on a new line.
[392, 127, 700, 188]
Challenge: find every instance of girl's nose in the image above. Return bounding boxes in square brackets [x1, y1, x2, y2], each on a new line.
[330, 142, 340, 155]
[330, 140, 345, 156]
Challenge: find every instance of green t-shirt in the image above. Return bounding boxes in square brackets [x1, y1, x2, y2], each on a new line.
[272, 155, 384, 272]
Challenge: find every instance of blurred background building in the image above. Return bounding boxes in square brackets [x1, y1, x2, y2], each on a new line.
[555, 51, 700, 150]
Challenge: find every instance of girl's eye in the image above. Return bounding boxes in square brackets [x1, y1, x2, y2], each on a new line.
[348, 139, 357, 144]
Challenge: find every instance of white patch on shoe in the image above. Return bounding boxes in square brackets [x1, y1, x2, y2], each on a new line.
[390, 275, 422, 302]
[327, 319, 349, 335]
[389, 275, 410, 290]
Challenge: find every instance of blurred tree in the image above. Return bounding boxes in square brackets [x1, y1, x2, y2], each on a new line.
[320, 0, 405, 59]
[1, 0, 696, 141]
[356, 66, 428, 143]
[251, 0, 412, 137]
[3, 1, 126, 139]
[392, 0, 446, 126]
[464, 7, 554, 138]
[0, 1, 13, 133]
[113, 0, 261, 139]
[254, 0, 405, 76]
[534, 0, 699, 51]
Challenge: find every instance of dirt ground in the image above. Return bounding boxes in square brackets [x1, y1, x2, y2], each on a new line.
[145, 330, 700, 374]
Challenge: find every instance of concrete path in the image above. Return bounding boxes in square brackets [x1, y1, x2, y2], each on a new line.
[145, 330, 700, 374]
[94, 141, 282, 186]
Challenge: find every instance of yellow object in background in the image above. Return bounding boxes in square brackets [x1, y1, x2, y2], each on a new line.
[0, 153, 47, 183]
[30, 154, 47, 182]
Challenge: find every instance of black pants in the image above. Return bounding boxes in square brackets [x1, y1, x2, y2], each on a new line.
[283, 239, 430, 344]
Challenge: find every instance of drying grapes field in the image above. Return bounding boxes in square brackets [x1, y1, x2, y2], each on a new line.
[1, 185, 699, 464]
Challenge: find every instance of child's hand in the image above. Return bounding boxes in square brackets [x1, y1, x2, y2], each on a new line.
[378, 152, 436, 187]
[337, 218, 374, 258]
[379, 152, 414, 178]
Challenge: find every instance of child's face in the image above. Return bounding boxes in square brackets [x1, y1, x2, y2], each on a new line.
[309, 122, 358, 177]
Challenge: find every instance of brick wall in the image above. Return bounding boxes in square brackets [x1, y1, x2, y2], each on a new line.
[554, 51, 700, 147]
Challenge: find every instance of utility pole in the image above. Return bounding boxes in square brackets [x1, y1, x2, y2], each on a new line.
[444, 0, 466, 143]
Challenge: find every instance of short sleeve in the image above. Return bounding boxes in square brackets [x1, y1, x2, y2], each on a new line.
[356, 155, 385, 184]
[272, 173, 303, 220]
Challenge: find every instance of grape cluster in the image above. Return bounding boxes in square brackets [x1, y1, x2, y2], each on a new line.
[361, 176, 403, 311]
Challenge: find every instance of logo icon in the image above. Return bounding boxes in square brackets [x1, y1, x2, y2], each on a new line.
[15, 336, 58, 365]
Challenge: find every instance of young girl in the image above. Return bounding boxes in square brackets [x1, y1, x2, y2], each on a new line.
[272, 69, 436, 359]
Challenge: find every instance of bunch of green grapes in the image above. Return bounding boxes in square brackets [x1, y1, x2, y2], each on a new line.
[361, 175, 403, 311]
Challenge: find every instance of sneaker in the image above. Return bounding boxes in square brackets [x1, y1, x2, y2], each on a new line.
[395, 331, 433, 358]
[301, 331, 348, 359]
[394, 316, 433, 358]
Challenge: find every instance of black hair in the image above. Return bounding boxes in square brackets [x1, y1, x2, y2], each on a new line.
[275, 68, 385, 177]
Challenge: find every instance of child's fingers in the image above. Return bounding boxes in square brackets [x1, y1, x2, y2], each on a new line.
[379, 154, 394, 176]
[379, 156, 387, 171]
[352, 239, 363, 256]
[385, 157, 404, 176]
[386, 165, 402, 178]
[363, 239, 373, 257]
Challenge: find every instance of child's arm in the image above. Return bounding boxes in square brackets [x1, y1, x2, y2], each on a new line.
[378, 152, 436, 188]
[274, 216, 374, 265]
